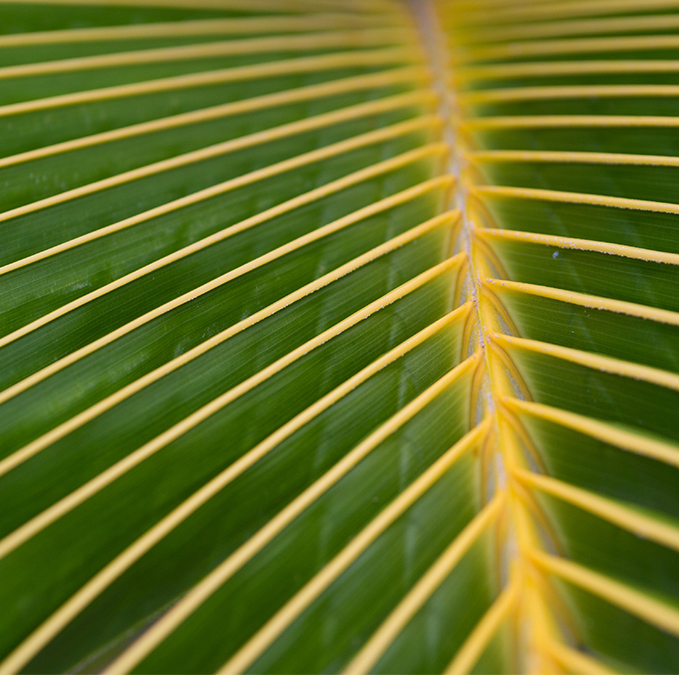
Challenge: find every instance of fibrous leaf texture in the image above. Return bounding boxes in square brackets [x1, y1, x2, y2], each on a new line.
[1, 0, 679, 673]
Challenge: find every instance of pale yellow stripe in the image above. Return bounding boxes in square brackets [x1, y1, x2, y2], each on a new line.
[444, 581, 519, 675]
[0, 92, 435, 229]
[466, 34, 679, 62]
[0, 47, 417, 118]
[493, 333, 679, 392]
[459, 61, 679, 83]
[220, 422, 488, 674]
[0, 29, 414, 80]
[0, 67, 428, 171]
[343, 494, 506, 675]
[0, 120, 443, 354]
[459, 0, 679, 26]
[484, 278, 679, 326]
[0, 289, 470, 675]
[450, 0, 549, 7]
[460, 13, 679, 45]
[0, 0, 396, 13]
[469, 149, 679, 168]
[0, 15, 395, 48]
[515, 469, 679, 553]
[530, 550, 679, 638]
[0, 179, 454, 477]
[462, 85, 679, 105]
[0, 257, 464, 567]
[104, 354, 481, 675]
[479, 227, 679, 266]
[464, 114, 679, 130]
[504, 398, 679, 470]
[540, 639, 618, 675]
[448, 0, 568, 11]
[0, 208, 456, 480]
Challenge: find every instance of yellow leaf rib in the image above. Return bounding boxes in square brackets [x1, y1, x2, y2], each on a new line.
[0, 300, 472, 675]
[469, 149, 679, 169]
[529, 550, 679, 638]
[504, 398, 679, 470]
[0, 208, 458, 479]
[457, 0, 679, 26]
[539, 639, 619, 675]
[462, 85, 679, 106]
[0, 92, 436, 231]
[0, 47, 418, 119]
[0, 254, 465, 565]
[480, 228, 679, 266]
[514, 469, 679, 554]
[0, 121, 444, 354]
[413, 2, 567, 671]
[0, 0, 396, 13]
[465, 114, 679, 131]
[460, 13, 679, 45]
[102, 354, 481, 675]
[0, 178, 453, 458]
[465, 34, 679, 62]
[343, 494, 506, 675]
[0, 29, 416, 81]
[458, 60, 679, 85]
[0, 66, 429, 172]
[484, 278, 679, 327]
[493, 333, 679, 392]
[219, 422, 490, 675]
[0, 15, 393, 48]
[0, 213, 460, 558]
[444, 580, 519, 675]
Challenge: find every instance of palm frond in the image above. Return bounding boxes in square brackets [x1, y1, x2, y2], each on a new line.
[1, 0, 678, 673]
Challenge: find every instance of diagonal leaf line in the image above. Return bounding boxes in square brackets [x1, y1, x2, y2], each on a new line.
[514, 469, 679, 553]
[0, 102, 438, 283]
[464, 114, 679, 130]
[0, 29, 415, 81]
[0, 91, 435, 230]
[0, 15, 397, 48]
[540, 639, 619, 675]
[219, 420, 491, 674]
[0, 67, 428, 171]
[462, 85, 679, 105]
[479, 228, 679, 266]
[484, 278, 679, 327]
[529, 549, 679, 638]
[458, 60, 679, 83]
[464, 34, 679, 62]
[0, 135, 445, 346]
[503, 398, 679, 469]
[444, 579, 519, 675]
[0, 46, 418, 119]
[342, 493, 506, 675]
[0, 302, 471, 675]
[102, 353, 482, 675]
[469, 149, 679, 168]
[0, 163, 451, 409]
[456, 0, 679, 27]
[0, 0, 398, 13]
[0, 210, 460, 479]
[450, 13, 679, 45]
[493, 333, 679, 392]
[0, 123, 444, 351]
[0, 254, 465, 567]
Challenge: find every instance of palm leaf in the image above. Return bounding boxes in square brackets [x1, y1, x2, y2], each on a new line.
[1, 0, 678, 672]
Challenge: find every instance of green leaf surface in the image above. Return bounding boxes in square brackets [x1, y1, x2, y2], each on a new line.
[3, 1, 679, 673]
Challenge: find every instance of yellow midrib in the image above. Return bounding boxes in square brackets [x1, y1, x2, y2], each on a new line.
[410, 2, 570, 672]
